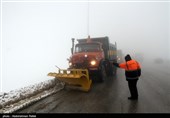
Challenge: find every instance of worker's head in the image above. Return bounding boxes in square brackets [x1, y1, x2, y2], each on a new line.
[125, 54, 132, 62]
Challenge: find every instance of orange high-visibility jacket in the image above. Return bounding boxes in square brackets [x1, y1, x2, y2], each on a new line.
[119, 60, 141, 78]
[119, 60, 141, 71]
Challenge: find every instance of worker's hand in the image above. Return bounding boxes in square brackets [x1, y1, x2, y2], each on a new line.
[113, 62, 119, 67]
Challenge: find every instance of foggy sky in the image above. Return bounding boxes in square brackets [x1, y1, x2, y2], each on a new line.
[1, 1, 170, 92]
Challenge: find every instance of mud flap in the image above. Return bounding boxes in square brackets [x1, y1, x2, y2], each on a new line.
[48, 69, 92, 92]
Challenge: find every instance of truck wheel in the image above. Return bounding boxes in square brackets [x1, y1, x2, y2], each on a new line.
[105, 61, 110, 76]
[104, 61, 113, 77]
[105, 60, 114, 77]
[113, 67, 117, 76]
[109, 64, 114, 76]
[98, 64, 106, 82]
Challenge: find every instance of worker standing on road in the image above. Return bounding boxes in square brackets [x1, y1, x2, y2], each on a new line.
[113, 54, 141, 100]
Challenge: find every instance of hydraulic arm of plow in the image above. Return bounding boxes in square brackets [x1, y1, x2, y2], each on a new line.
[48, 69, 92, 92]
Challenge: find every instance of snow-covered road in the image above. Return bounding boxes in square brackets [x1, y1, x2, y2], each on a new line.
[0, 78, 65, 113]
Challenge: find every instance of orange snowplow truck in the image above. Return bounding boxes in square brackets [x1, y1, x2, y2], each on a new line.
[48, 36, 117, 92]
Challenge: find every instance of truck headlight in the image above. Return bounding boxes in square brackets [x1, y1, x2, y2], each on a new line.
[90, 60, 96, 66]
[69, 62, 72, 66]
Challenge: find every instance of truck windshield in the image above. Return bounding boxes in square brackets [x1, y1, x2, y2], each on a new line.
[75, 43, 101, 53]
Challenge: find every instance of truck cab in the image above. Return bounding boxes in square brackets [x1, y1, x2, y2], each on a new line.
[69, 42, 105, 70]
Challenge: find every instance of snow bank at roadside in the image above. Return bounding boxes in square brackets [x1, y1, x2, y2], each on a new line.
[0, 78, 65, 113]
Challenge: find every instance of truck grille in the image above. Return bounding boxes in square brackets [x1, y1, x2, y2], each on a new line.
[73, 62, 88, 69]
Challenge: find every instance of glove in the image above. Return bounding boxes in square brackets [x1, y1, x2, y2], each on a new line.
[113, 62, 119, 67]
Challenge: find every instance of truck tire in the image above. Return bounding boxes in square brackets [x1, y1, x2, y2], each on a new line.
[104, 60, 114, 77]
[113, 66, 117, 76]
[98, 64, 106, 82]
[109, 64, 114, 76]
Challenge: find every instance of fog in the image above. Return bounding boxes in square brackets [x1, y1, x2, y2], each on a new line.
[1, 0, 170, 92]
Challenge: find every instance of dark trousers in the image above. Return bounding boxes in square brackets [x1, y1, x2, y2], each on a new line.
[127, 79, 138, 98]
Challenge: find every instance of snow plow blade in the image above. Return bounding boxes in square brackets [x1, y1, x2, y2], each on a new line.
[48, 69, 92, 92]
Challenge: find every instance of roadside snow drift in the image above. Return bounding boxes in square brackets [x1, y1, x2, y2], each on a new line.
[0, 78, 65, 113]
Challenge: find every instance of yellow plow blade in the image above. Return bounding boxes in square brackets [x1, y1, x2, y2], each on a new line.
[48, 69, 92, 92]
